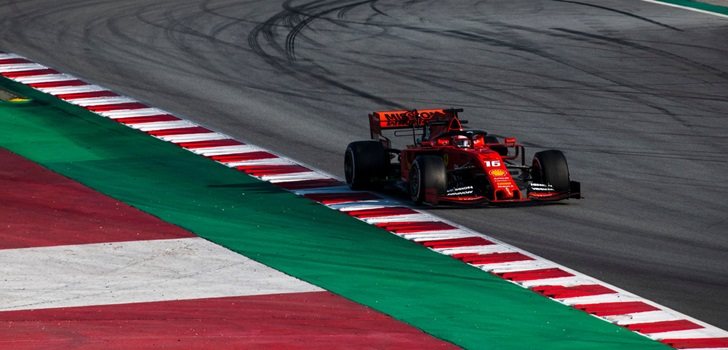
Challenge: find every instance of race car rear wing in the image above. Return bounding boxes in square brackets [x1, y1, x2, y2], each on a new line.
[369, 108, 463, 139]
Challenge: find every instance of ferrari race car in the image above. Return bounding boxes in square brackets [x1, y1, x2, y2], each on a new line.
[344, 108, 581, 205]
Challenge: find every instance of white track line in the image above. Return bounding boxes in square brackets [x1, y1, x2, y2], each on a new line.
[224, 158, 294, 167]
[130, 120, 198, 131]
[13, 74, 78, 84]
[65, 96, 138, 106]
[262, 171, 332, 183]
[157, 132, 228, 143]
[361, 213, 436, 224]
[330, 201, 407, 211]
[519, 276, 597, 288]
[99, 108, 171, 119]
[609, 310, 685, 325]
[649, 329, 725, 340]
[404, 230, 477, 241]
[642, 0, 728, 19]
[38, 85, 107, 95]
[558, 293, 639, 305]
[0, 63, 46, 72]
[436, 244, 513, 256]
[0, 53, 22, 60]
[489, 261, 559, 273]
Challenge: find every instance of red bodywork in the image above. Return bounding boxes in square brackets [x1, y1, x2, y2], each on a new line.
[369, 108, 575, 205]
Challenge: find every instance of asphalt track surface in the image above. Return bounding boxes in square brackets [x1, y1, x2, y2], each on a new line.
[2, 0, 726, 329]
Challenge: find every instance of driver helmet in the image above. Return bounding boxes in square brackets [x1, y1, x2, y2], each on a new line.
[453, 135, 471, 148]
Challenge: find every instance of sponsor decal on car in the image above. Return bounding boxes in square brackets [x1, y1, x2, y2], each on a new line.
[446, 185, 475, 196]
[489, 169, 507, 177]
[529, 183, 555, 191]
[379, 109, 448, 128]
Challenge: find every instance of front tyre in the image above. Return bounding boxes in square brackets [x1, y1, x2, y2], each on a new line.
[345, 141, 387, 190]
[531, 150, 571, 192]
[409, 155, 447, 204]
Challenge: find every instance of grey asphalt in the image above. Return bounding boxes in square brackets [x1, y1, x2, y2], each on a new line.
[2, 0, 726, 329]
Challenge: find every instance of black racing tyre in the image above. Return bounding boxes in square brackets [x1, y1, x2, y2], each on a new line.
[531, 150, 571, 192]
[486, 135, 508, 156]
[409, 155, 447, 204]
[344, 141, 387, 190]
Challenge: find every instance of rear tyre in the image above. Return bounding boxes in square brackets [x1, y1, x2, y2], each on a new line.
[531, 150, 570, 192]
[344, 141, 387, 190]
[409, 156, 447, 204]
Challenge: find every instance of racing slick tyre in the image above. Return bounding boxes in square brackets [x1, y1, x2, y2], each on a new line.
[345, 141, 388, 190]
[409, 156, 447, 204]
[531, 150, 571, 192]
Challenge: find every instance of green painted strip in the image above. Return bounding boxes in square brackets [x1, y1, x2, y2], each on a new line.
[0, 77, 669, 350]
[653, 0, 728, 15]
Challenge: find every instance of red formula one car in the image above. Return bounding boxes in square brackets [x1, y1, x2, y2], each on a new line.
[344, 108, 581, 205]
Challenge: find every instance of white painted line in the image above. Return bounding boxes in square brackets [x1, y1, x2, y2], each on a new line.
[0, 237, 321, 311]
[157, 132, 228, 143]
[474, 258, 556, 272]
[404, 231, 477, 241]
[13, 73, 78, 84]
[362, 213, 435, 224]
[65, 96, 138, 106]
[0, 63, 46, 72]
[558, 293, 637, 306]
[608, 310, 684, 325]
[489, 261, 559, 273]
[642, 0, 728, 19]
[406, 229, 474, 240]
[0, 53, 22, 60]
[190, 145, 258, 156]
[517, 276, 595, 288]
[648, 328, 728, 340]
[330, 201, 402, 211]
[224, 158, 293, 167]
[614, 310, 724, 331]
[406, 234, 478, 242]
[470, 257, 535, 268]
[262, 171, 330, 183]
[38, 85, 107, 95]
[130, 120, 197, 131]
[436, 244, 512, 256]
[98, 108, 170, 119]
